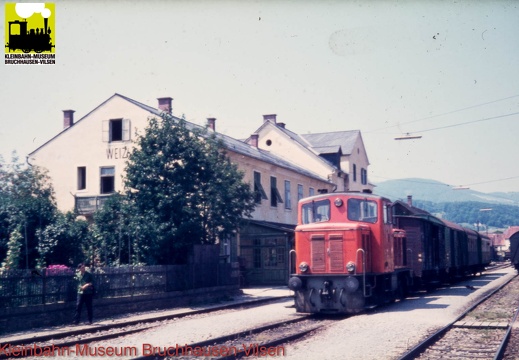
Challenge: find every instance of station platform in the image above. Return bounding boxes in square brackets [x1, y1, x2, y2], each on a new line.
[1, 286, 293, 345]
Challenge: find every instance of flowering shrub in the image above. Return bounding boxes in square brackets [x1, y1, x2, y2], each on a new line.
[46, 264, 73, 275]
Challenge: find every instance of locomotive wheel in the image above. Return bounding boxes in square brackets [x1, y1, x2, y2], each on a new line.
[35, 49, 43, 53]
[22, 49, 31, 53]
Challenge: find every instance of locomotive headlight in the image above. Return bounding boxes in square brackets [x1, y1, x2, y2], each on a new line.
[346, 261, 356, 273]
[299, 262, 309, 273]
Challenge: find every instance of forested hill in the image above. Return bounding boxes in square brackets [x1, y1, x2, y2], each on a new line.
[411, 200, 519, 229]
[374, 178, 519, 229]
[374, 178, 519, 206]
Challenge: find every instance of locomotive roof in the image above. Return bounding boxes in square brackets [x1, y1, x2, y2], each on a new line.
[298, 191, 390, 203]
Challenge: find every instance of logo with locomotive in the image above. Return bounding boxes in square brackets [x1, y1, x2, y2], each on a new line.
[4, 3, 55, 65]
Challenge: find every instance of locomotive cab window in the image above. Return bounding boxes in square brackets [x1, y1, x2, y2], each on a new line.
[301, 199, 330, 224]
[347, 198, 378, 223]
[383, 204, 393, 224]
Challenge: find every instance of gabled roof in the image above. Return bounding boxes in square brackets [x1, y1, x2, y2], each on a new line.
[215, 131, 331, 183]
[301, 130, 360, 156]
[30, 93, 332, 185]
[29, 93, 156, 156]
[248, 122, 353, 172]
[504, 226, 519, 239]
[117, 93, 162, 115]
[311, 145, 342, 155]
[269, 125, 369, 167]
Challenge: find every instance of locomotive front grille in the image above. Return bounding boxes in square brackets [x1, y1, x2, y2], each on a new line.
[329, 239, 344, 271]
[311, 234, 344, 272]
[311, 234, 325, 271]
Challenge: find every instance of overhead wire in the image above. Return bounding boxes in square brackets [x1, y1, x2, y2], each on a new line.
[463, 175, 519, 187]
[366, 93, 519, 134]
[412, 111, 519, 134]
[367, 94, 519, 191]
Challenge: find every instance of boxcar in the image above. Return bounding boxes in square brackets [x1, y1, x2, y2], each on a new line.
[393, 213, 447, 287]
[510, 231, 519, 271]
[478, 233, 492, 268]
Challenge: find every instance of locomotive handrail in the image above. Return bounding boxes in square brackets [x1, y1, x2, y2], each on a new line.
[356, 248, 371, 297]
[288, 250, 297, 277]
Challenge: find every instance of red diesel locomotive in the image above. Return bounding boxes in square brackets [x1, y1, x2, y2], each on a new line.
[288, 192, 492, 314]
[288, 192, 411, 314]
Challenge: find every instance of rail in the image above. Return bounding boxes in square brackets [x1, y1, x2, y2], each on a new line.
[399, 271, 518, 360]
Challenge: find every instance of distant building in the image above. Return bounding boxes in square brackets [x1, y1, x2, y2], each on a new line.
[488, 232, 507, 260]
[503, 226, 519, 255]
[245, 114, 373, 193]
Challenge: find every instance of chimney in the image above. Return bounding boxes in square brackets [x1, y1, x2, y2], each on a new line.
[63, 110, 75, 129]
[407, 195, 413, 206]
[157, 97, 173, 114]
[277, 122, 286, 129]
[207, 118, 216, 131]
[263, 114, 277, 124]
[250, 134, 259, 148]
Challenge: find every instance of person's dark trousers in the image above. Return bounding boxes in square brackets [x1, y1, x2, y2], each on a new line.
[73, 293, 93, 324]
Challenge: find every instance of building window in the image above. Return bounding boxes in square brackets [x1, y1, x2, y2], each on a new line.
[298, 184, 304, 201]
[253, 248, 261, 268]
[270, 176, 283, 207]
[309, 187, 315, 196]
[102, 119, 131, 142]
[100, 167, 115, 194]
[353, 164, 357, 182]
[77, 167, 86, 190]
[284, 180, 291, 209]
[361, 168, 367, 185]
[253, 238, 261, 268]
[254, 171, 268, 204]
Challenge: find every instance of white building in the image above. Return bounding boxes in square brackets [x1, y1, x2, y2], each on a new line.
[245, 114, 373, 194]
[29, 94, 342, 284]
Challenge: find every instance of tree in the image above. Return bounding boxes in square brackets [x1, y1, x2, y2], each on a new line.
[124, 114, 256, 264]
[2, 227, 23, 269]
[36, 211, 88, 268]
[0, 153, 59, 268]
[92, 193, 151, 266]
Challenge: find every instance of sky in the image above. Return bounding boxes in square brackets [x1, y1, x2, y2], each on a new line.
[1, 0, 519, 195]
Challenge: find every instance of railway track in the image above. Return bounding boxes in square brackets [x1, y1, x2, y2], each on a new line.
[130, 315, 333, 360]
[399, 269, 519, 360]
[0, 296, 291, 359]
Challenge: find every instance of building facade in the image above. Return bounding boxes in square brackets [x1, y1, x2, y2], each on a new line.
[245, 114, 373, 193]
[29, 94, 345, 284]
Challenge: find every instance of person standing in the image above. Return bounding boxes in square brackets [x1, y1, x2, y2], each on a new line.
[73, 263, 95, 325]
